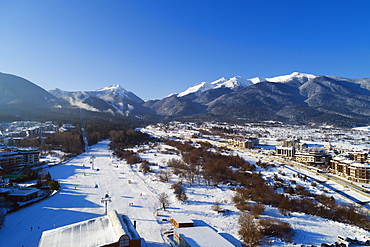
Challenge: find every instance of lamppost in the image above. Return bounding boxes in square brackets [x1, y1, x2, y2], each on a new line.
[101, 192, 112, 215]
[90, 155, 96, 170]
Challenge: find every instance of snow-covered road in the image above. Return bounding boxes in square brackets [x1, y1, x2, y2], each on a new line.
[0, 140, 167, 247]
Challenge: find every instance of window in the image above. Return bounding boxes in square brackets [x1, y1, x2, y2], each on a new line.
[119, 234, 130, 247]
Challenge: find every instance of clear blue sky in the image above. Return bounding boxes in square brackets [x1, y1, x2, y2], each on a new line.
[1, 1, 370, 99]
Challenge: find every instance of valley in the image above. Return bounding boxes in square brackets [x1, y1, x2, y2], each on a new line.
[1, 121, 370, 246]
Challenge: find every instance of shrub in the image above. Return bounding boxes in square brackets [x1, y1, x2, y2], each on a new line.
[126, 154, 141, 164]
[211, 201, 223, 212]
[259, 218, 295, 242]
[171, 182, 188, 201]
[284, 186, 295, 195]
[235, 202, 253, 212]
[159, 170, 171, 182]
[49, 179, 60, 190]
[139, 161, 151, 173]
[238, 213, 262, 246]
[251, 204, 265, 217]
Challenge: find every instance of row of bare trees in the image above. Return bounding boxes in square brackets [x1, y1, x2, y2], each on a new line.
[17, 131, 85, 156]
[165, 140, 256, 186]
[109, 129, 153, 150]
[232, 172, 370, 232]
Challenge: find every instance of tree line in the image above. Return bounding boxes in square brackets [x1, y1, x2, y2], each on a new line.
[109, 129, 155, 159]
[232, 171, 370, 233]
[164, 139, 256, 186]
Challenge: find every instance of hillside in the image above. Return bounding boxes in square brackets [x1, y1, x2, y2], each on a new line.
[0, 72, 68, 119]
[49, 84, 145, 116]
[2, 71, 370, 127]
[144, 73, 370, 126]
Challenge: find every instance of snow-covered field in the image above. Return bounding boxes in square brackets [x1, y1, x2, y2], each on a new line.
[0, 136, 369, 246]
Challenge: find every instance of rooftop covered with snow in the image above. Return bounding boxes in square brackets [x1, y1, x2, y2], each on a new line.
[174, 226, 235, 247]
[38, 210, 140, 247]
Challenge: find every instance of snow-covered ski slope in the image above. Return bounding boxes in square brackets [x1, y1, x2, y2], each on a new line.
[0, 140, 165, 247]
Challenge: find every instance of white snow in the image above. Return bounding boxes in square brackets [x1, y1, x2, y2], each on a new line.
[0, 141, 164, 247]
[0, 129, 369, 246]
[39, 212, 117, 247]
[174, 226, 235, 247]
[177, 76, 254, 97]
[95, 84, 129, 98]
[249, 76, 266, 84]
[176, 72, 318, 97]
[352, 126, 370, 132]
[266, 72, 316, 83]
[178, 81, 217, 97]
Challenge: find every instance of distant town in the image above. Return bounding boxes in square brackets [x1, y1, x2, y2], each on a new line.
[0, 121, 76, 208]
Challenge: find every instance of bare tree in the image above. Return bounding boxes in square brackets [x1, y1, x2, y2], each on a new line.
[211, 201, 223, 212]
[158, 170, 171, 182]
[238, 213, 262, 246]
[158, 193, 169, 211]
[171, 183, 188, 202]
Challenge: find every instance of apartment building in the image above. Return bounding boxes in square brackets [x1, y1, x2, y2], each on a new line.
[228, 137, 259, 149]
[276, 146, 295, 157]
[331, 156, 370, 184]
[294, 150, 331, 167]
[0, 148, 40, 173]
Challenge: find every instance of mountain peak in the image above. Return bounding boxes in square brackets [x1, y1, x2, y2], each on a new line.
[97, 84, 126, 92]
[178, 76, 252, 97]
[267, 72, 316, 83]
[48, 88, 69, 97]
[176, 72, 320, 98]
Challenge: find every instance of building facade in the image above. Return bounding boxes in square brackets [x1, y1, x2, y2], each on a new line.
[228, 138, 259, 149]
[0, 148, 40, 173]
[294, 151, 331, 167]
[331, 157, 370, 184]
[276, 146, 295, 157]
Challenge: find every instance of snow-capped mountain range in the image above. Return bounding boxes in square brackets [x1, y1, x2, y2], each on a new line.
[176, 72, 315, 97]
[2, 71, 370, 127]
[177, 76, 256, 97]
[142, 71, 370, 126]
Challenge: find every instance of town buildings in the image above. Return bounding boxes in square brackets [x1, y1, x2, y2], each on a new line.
[170, 214, 194, 228]
[0, 147, 40, 173]
[3, 187, 40, 202]
[294, 150, 331, 168]
[331, 156, 370, 184]
[275, 138, 370, 183]
[228, 137, 259, 149]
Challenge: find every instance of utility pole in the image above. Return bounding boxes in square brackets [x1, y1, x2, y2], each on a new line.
[90, 155, 96, 170]
[101, 192, 112, 215]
